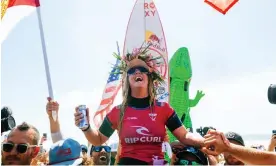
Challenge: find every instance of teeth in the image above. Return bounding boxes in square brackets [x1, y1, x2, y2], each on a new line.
[135, 76, 143, 81]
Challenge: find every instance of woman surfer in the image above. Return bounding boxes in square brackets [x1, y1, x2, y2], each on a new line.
[74, 46, 205, 165]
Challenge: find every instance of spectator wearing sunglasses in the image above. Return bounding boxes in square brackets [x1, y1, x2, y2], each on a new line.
[1, 122, 40, 165]
[172, 146, 208, 165]
[89, 144, 111, 165]
[170, 140, 218, 165]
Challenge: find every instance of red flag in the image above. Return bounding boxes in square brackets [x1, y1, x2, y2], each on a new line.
[1, 0, 40, 43]
[204, 0, 239, 14]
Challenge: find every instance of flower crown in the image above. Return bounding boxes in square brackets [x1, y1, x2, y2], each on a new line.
[112, 44, 165, 85]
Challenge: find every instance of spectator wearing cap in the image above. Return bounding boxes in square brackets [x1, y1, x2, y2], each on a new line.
[172, 146, 208, 165]
[48, 138, 84, 165]
[81, 144, 88, 157]
[1, 122, 40, 165]
[170, 141, 218, 165]
[223, 131, 245, 165]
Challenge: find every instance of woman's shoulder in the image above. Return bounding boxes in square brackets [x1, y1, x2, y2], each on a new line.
[106, 105, 121, 124]
[154, 101, 175, 116]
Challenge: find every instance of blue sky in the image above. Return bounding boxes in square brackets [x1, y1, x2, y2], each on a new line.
[1, 0, 276, 148]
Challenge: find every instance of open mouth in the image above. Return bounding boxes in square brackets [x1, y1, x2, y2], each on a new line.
[135, 76, 143, 82]
[99, 156, 107, 161]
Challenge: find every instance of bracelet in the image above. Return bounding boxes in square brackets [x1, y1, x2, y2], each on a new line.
[82, 124, 91, 132]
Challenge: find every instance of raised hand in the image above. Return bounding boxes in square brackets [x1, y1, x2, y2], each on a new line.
[74, 106, 90, 129]
[46, 97, 59, 118]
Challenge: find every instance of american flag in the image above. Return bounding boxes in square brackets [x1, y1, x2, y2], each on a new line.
[93, 43, 122, 128]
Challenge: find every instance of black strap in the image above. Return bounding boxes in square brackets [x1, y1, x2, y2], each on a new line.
[82, 124, 90, 132]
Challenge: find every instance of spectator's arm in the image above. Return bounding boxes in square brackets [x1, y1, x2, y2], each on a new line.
[203, 130, 276, 165]
[46, 98, 64, 143]
[227, 143, 276, 165]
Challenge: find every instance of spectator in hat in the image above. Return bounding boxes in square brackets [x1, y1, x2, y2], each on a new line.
[223, 131, 245, 165]
[171, 145, 208, 165]
[81, 144, 88, 157]
[1, 122, 40, 165]
[48, 138, 83, 165]
[170, 141, 218, 165]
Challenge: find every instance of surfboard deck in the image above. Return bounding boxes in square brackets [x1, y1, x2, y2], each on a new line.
[123, 0, 169, 103]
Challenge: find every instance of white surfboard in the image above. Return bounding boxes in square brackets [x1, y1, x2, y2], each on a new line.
[123, 0, 169, 103]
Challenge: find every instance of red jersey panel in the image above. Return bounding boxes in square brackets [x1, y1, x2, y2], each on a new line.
[107, 102, 175, 164]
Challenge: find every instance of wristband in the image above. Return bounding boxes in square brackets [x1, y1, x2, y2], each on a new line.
[82, 124, 91, 132]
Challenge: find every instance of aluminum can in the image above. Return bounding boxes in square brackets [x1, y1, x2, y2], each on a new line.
[78, 105, 88, 130]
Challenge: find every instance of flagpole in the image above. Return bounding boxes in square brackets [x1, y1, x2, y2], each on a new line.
[116, 41, 120, 56]
[36, 7, 56, 121]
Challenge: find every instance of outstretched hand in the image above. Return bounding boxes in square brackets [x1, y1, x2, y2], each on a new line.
[201, 129, 230, 156]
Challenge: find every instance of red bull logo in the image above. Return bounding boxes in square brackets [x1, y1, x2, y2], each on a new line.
[145, 30, 166, 53]
[149, 34, 161, 44]
[146, 30, 162, 45]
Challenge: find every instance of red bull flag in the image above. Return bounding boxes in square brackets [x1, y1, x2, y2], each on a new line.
[204, 0, 239, 14]
[1, 0, 40, 43]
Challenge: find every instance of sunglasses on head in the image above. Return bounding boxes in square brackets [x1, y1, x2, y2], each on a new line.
[2, 142, 36, 153]
[127, 66, 149, 75]
[177, 159, 202, 165]
[92, 146, 111, 152]
[172, 146, 198, 154]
